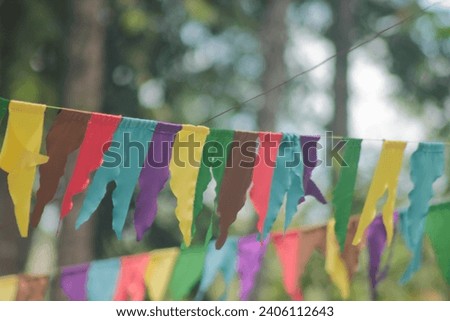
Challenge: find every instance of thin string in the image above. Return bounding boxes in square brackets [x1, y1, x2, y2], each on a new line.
[200, 2, 440, 124]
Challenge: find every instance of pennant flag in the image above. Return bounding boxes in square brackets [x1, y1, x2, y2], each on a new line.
[216, 131, 259, 249]
[297, 226, 327, 278]
[60, 263, 89, 300]
[87, 258, 121, 301]
[169, 246, 206, 300]
[237, 234, 269, 300]
[169, 125, 210, 246]
[425, 203, 450, 284]
[0, 275, 18, 301]
[195, 237, 239, 300]
[114, 253, 151, 301]
[134, 122, 182, 241]
[16, 275, 49, 301]
[32, 110, 91, 227]
[192, 129, 234, 237]
[333, 138, 362, 252]
[145, 248, 180, 301]
[367, 213, 399, 299]
[0, 100, 49, 237]
[272, 231, 303, 300]
[61, 113, 121, 218]
[76, 118, 157, 238]
[263, 133, 304, 238]
[250, 132, 283, 235]
[299, 135, 327, 205]
[400, 143, 445, 283]
[353, 141, 406, 246]
[325, 219, 350, 299]
[0, 97, 8, 124]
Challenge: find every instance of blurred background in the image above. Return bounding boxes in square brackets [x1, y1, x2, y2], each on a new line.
[0, 0, 449, 300]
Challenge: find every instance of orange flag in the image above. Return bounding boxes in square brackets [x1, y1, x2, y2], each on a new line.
[114, 253, 151, 301]
[16, 275, 49, 301]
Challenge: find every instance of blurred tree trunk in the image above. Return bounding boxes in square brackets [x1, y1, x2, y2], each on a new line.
[258, 0, 290, 132]
[53, 0, 106, 299]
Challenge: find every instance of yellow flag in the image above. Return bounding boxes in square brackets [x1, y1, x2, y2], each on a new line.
[353, 141, 406, 246]
[0, 275, 19, 301]
[325, 219, 350, 299]
[145, 248, 180, 301]
[169, 125, 209, 246]
[0, 101, 48, 237]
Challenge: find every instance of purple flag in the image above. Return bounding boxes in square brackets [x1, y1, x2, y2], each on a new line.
[237, 234, 269, 300]
[134, 122, 182, 240]
[299, 136, 326, 204]
[60, 263, 89, 301]
[367, 212, 399, 300]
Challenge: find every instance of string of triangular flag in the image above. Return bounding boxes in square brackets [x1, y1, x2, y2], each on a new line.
[1, 202, 449, 301]
[0, 97, 449, 289]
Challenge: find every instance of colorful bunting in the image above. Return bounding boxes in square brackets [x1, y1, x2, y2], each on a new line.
[425, 203, 450, 284]
[134, 122, 182, 241]
[60, 263, 90, 301]
[216, 131, 259, 249]
[195, 237, 239, 300]
[299, 135, 327, 205]
[237, 234, 269, 300]
[32, 110, 91, 226]
[192, 129, 234, 237]
[169, 125, 210, 246]
[114, 253, 150, 301]
[76, 118, 157, 238]
[367, 213, 399, 300]
[250, 132, 283, 235]
[400, 143, 445, 283]
[16, 275, 49, 301]
[61, 113, 122, 218]
[168, 246, 206, 300]
[353, 141, 406, 246]
[333, 138, 362, 252]
[0, 275, 19, 301]
[272, 231, 303, 300]
[145, 248, 180, 301]
[263, 133, 304, 238]
[87, 258, 121, 301]
[0, 100, 49, 237]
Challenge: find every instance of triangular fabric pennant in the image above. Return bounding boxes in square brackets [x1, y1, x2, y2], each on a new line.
[16, 275, 49, 301]
[32, 110, 91, 227]
[86, 258, 121, 301]
[61, 113, 122, 218]
[271, 231, 303, 300]
[367, 213, 399, 299]
[114, 253, 151, 301]
[0, 97, 9, 125]
[168, 246, 206, 300]
[299, 135, 327, 205]
[250, 132, 283, 235]
[195, 237, 239, 300]
[145, 248, 180, 301]
[353, 141, 406, 246]
[0, 100, 49, 237]
[76, 118, 157, 238]
[134, 122, 182, 241]
[425, 203, 450, 284]
[400, 143, 445, 283]
[169, 125, 210, 246]
[263, 133, 304, 239]
[0, 275, 19, 301]
[333, 138, 362, 252]
[192, 129, 234, 237]
[216, 131, 259, 249]
[237, 234, 269, 300]
[60, 263, 89, 301]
